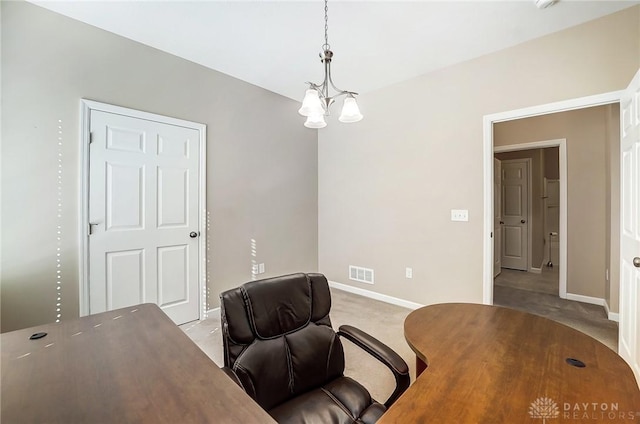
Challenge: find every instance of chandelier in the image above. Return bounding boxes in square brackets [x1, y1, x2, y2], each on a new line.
[298, 0, 363, 129]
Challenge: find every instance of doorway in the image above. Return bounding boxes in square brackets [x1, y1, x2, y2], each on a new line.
[494, 145, 563, 302]
[483, 97, 618, 307]
[80, 100, 207, 325]
[493, 140, 567, 299]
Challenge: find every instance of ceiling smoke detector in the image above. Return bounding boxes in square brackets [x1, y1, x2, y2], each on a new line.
[535, 0, 558, 9]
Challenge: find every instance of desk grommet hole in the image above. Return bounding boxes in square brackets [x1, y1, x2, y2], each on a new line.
[29, 332, 47, 340]
[566, 358, 586, 368]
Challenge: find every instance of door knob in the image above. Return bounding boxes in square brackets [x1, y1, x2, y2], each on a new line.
[521, 220, 526, 224]
[189, 231, 199, 238]
[634, 257, 640, 268]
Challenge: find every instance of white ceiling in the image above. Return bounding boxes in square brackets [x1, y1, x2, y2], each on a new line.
[30, 1, 638, 101]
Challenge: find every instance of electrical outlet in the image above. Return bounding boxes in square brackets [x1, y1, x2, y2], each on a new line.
[405, 267, 413, 279]
[451, 209, 469, 222]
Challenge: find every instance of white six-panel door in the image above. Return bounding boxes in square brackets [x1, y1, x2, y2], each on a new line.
[619, 69, 640, 386]
[501, 160, 529, 271]
[88, 109, 201, 325]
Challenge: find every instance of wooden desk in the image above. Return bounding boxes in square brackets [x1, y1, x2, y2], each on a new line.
[1, 304, 275, 423]
[380, 303, 640, 423]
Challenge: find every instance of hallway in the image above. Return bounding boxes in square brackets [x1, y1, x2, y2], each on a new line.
[495, 266, 559, 295]
[494, 267, 618, 351]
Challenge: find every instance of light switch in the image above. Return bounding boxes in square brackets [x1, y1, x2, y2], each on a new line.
[451, 209, 469, 222]
[405, 267, 413, 279]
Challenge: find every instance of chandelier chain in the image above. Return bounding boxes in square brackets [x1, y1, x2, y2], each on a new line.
[324, 0, 329, 50]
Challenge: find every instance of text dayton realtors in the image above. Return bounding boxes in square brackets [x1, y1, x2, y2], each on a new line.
[563, 402, 638, 421]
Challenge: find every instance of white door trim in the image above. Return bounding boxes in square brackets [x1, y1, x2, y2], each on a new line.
[494, 140, 567, 298]
[483, 90, 623, 305]
[79, 99, 207, 318]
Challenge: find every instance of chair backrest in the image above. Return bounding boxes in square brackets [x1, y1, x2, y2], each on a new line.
[220, 273, 345, 410]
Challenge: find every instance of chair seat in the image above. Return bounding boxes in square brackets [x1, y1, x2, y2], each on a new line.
[268, 376, 386, 424]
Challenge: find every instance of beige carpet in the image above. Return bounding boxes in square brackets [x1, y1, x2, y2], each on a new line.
[181, 283, 618, 405]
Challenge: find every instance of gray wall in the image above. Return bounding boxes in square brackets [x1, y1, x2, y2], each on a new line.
[318, 7, 639, 306]
[545, 147, 560, 180]
[1, 1, 318, 332]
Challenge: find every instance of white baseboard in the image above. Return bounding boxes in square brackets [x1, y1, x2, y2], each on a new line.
[328, 281, 424, 310]
[207, 286, 620, 322]
[205, 307, 220, 317]
[529, 258, 546, 274]
[603, 301, 619, 322]
[566, 293, 604, 306]
[566, 293, 619, 322]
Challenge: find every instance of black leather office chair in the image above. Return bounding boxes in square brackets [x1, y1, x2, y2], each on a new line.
[220, 273, 410, 424]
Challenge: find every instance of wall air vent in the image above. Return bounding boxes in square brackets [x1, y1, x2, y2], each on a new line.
[349, 265, 374, 284]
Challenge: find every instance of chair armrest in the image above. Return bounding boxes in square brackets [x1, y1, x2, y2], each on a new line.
[337, 325, 410, 408]
[221, 366, 244, 389]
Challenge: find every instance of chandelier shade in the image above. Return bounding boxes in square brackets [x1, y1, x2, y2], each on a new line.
[304, 113, 327, 129]
[298, 89, 324, 117]
[338, 95, 363, 123]
[300, 0, 362, 129]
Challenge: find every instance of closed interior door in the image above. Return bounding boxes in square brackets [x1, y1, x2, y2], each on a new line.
[88, 110, 200, 325]
[494, 158, 502, 277]
[619, 68, 640, 386]
[501, 160, 529, 271]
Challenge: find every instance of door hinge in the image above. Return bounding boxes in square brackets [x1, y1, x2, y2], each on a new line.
[89, 132, 93, 144]
[88, 223, 99, 235]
